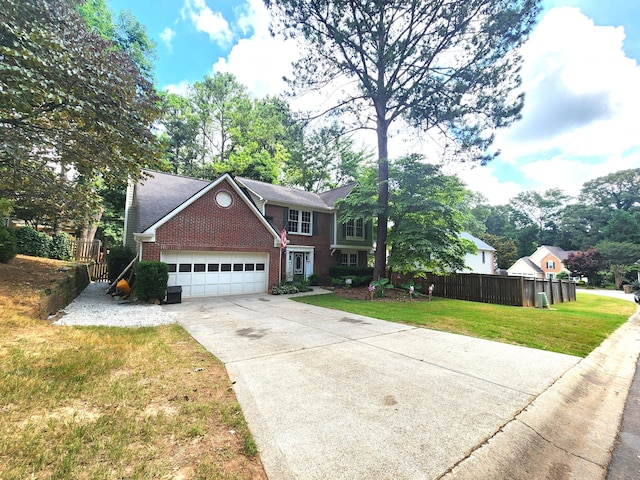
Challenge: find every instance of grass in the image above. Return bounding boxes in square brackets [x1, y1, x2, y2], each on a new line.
[294, 292, 637, 357]
[0, 256, 265, 480]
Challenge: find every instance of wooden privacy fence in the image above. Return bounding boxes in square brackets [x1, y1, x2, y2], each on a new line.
[71, 238, 102, 262]
[392, 272, 576, 307]
[87, 262, 109, 282]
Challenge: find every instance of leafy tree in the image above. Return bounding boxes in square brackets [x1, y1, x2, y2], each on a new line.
[601, 210, 640, 244]
[565, 248, 604, 285]
[0, 0, 162, 232]
[596, 241, 640, 289]
[284, 124, 371, 192]
[160, 74, 296, 183]
[339, 155, 475, 276]
[509, 189, 571, 246]
[581, 168, 640, 212]
[556, 203, 610, 250]
[480, 233, 518, 270]
[77, 0, 157, 80]
[266, 0, 541, 279]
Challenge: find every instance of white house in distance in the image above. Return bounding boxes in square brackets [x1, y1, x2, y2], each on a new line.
[508, 245, 574, 279]
[458, 232, 496, 275]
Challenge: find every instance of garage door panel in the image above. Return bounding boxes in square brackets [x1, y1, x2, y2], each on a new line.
[162, 251, 269, 298]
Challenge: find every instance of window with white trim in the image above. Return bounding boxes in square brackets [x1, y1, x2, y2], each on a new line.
[345, 218, 364, 239]
[288, 209, 312, 235]
[546, 260, 555, 269]
[341, 253, 358, 266]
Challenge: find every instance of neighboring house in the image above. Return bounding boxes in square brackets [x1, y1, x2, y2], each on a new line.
[507, 245, 574, 279]
[123, 170, 373, 297]
[457, 232, 495, 275]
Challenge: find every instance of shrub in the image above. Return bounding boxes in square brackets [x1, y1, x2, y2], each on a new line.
[329, 266, 374, 278]
[308, 274, 320, 286]
[106, 245, 136, 283]
[15, 226, 50, 257]
[0, 226, 16, 263]
[134, 261, 169, 302]
[48, 232, 72, 260]
[272, 282, 300, 295]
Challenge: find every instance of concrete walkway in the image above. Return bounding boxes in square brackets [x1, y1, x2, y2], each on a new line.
[162, 289, 640, 479]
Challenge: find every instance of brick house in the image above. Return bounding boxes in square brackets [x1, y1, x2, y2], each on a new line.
[507, 245, 575, 279]
[123, 170, 373, 297]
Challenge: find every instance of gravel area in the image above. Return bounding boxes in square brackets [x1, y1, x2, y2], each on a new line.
[54, 282, 177, 327]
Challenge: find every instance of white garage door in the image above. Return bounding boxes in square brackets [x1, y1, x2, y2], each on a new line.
[161, 251, 269, 297]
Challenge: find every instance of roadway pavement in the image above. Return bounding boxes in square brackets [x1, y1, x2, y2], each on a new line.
[164, 288, 640, 479]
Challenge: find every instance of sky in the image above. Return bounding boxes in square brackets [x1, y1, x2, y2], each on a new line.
[109, 0, 640, 205]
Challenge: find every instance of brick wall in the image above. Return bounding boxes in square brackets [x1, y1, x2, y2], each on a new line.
[265, 205, 340, 282]
[141, 181, 281, 291]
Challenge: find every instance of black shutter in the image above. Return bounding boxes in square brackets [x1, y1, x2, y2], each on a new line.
[313, 212, 318, 235]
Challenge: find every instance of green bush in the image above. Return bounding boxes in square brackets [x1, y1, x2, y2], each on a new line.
[134, 261, 169, 302]
[272, 282, 300, 295]
[329, 265, 374, 278]
[106, 245, 136, 283]
[0, 226, 17, 263]
[308, 274, 320, 286]
[48, 232, 72, 260]
[15, 226, 50, 257]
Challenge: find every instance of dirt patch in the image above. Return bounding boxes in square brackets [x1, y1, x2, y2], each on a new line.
[331, 285, 433, 302]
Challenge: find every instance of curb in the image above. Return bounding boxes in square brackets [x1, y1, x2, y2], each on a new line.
[442, 307, 640, 480]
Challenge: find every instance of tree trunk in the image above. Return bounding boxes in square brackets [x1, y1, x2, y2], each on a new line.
[374, 117, 389, 281]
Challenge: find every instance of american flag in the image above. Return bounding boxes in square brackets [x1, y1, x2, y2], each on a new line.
[280, 228, 287, 250]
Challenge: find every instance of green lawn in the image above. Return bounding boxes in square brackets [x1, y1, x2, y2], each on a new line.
[294, 292, 637, 357]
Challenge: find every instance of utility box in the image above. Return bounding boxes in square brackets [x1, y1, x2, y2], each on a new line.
[166, 285, 182, 304]
[538, 292, 549, 309]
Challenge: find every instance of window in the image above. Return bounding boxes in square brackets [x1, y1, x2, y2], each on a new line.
[207, 263, 219, 272]
[178, 264, 192, 272]
[194, 263, 205, 272]
[233, 264, 244, 271]
[168, 264, 177, 273]
[345, 219, 364, 239]
[221, 263, 232, 271]
[288, 209, 312, 235]
[256, 263, 265, 271]
[245, 264, 255, 271]
[341, 253, 358, 266]
[546, 260, 555, 269]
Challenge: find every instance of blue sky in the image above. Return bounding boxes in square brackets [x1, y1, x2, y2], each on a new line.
[109, 0, 640, 205]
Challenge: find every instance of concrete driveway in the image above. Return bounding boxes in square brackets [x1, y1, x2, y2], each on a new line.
[163, 289, 591, 479]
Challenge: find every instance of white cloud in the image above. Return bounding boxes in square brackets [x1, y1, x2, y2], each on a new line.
[182, 0, 233, 44]
[497, 7, 640, 160]
[164, 80, 191, 96]
[159, 27, 176, 52]
[211, 0, 297, 97]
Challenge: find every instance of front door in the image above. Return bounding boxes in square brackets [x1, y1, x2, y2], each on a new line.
[293, 252, 304, 282]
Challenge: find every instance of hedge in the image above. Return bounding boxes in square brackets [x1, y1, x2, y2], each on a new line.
[134, 261, 169, 302]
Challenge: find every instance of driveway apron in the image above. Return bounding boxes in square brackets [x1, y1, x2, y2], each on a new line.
[164, 291, 580, 480]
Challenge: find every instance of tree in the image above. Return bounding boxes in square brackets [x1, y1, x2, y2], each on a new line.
[77, 0, 157, 80]
[266, 0, 540, 279]
[565, 248, 604, 285]
[339, 155, 476, 275]
[509, 189, 571, 246]
[284, 124, 370, 192]
[581, 168, 640, 212]
[601, 210, 640, 244]
[480, 233, 518, 270]
[0, 0, 162, 231]
[596, 241, 640, 289]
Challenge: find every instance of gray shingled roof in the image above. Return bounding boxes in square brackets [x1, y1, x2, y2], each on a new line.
[134, 171, 355, 234]
[541, 245, 572, 261]
[319, 183, 356, 207]
[460, 232, 495, 251]
[519, 257, 544, 273]
[136, 170, 210, 232]
[236, 177, 352, 210]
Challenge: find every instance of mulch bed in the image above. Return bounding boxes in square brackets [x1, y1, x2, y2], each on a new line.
[329, 285, 433, 302]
